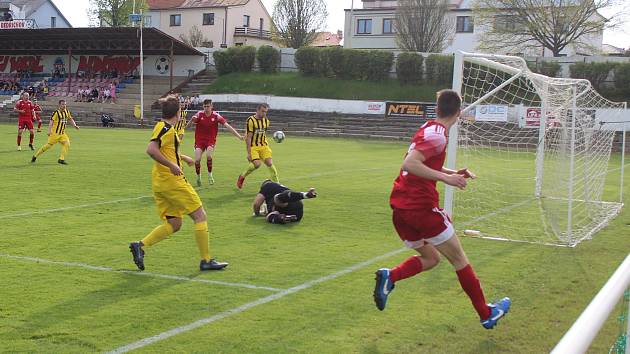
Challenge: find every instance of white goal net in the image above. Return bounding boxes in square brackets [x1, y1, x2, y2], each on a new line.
[445, 52, 626, 247]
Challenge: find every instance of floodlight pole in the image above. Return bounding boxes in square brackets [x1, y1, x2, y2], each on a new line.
[140, 10, 144, 125]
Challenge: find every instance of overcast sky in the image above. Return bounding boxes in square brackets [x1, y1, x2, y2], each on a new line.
[52, 0, 629, 49]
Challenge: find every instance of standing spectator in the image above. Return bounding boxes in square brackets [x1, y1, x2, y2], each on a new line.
[109, 82, 117, 104]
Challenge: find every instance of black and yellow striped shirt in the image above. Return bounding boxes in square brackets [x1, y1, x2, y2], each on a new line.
[246, 114, 270, 147]
[51, 108, 72, 135]
[175, 110, 187, 136]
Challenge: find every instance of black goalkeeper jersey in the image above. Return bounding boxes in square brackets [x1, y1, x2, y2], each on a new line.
[259, 181, 303, 220]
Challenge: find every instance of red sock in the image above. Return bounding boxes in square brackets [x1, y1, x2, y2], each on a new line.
[390, 255, 423, 282]
[29, 133, 34, 144]
[456, 264, 491, 320]
[17, 135, 21, 146]
[37, 121, 42, 129]
[206, 157, 213, 173]
[195, 161, 201, 175]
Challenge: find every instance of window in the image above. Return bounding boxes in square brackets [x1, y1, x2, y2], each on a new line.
[243, 15, 250, 27]
[170, 14, 181, 27]
[494, 15, 520, 32]
[50, 16, 56, 28]
[143, 15, 152, 27]
[456, 16, 474, 33]
[383, 18, 394, 34]
[203, 13, 214, 25]
[357, 19, 372, 34]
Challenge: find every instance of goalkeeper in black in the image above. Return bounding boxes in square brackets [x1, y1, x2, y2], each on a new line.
[252, 180, 317, 224]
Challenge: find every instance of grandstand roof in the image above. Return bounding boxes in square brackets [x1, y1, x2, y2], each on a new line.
[0, 27, 204, 56]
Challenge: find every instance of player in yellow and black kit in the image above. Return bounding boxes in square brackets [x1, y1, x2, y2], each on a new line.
[236, 103, 279, 189]
[31, 99, 79, 165]
[129, 95, 228, 271]
[175, 104, 187, 141]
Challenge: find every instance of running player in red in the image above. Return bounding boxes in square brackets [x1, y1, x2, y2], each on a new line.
[14, 92, 36, 151]
[33, 98, 43, 132]
[186, 99, 243, 186]
[373, 89, 511, 330]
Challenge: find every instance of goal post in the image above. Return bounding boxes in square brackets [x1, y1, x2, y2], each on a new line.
[445, 51, 626, 247]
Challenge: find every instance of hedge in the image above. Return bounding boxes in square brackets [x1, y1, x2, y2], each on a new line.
[569, 62, 618, 91]
[529, 61, 562, 77]
[257, 46, 281, 73]
[396, 52, 424, 85]
[295, 47, 393, 81]
[212, 46, 256, 75]
[425, 54, 454, 86]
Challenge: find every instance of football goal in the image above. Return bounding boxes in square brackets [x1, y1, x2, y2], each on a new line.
[445, 52, 627, 247]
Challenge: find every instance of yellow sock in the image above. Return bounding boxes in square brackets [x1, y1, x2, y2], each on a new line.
[34, 143, 53, 157]
[194, 222, 211, 261]
[242, 162, 257, 177]
[59, 142, 69, 160]
[141, 223, 174, 247]
[267, 164, 279, 182]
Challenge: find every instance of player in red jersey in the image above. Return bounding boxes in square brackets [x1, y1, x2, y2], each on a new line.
[186, 99, 243, 186]
[33, 98, 43, 132]
[14, 92, 36, 151]
[373, 90, 511, 330]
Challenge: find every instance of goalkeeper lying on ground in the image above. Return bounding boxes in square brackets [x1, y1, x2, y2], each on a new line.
[252, 180, 317, 224]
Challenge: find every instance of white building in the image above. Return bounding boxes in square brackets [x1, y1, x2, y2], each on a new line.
[146, 0, 274, 48]
[0, 0, 71, 29]
[344, 0, 604, 56]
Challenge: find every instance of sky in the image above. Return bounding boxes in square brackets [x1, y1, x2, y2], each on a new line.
[52, 0, 630, 50]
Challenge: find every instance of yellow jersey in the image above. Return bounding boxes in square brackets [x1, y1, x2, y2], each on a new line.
[175, 110, 187, 136]
[150, 121, 186, 191]
[246, 114, 270, 147]
[50, 108, 72, 136]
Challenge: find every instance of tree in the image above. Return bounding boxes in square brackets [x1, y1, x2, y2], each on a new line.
[395, 0, 455, 53]
[272, 0, 328, 48]
[474, 0, 620, 57]
[179, 26, 210, 47]
[89, 0, 147, 27]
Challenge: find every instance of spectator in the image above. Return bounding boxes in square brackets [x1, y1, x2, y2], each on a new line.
[103, 86, 111, 103]
[101, 113, 115, 127]
[109, 82, 117, 104]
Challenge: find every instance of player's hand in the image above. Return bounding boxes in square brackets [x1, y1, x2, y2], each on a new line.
[457, 168, 476, 179]
[181, 155, 194, 166]
[443, 174, 467, 189]
[47, 132, 51, 136]
[306, 188, 317, 198]
[169, 164, 183, 176]
[239, 135, 244, 141]
[75, 126, 80, 130]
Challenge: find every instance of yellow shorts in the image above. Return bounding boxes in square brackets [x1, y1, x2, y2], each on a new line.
[250, 145, 272, 161]
[153, 182, 203, 220]
[47, 133, 69, 145]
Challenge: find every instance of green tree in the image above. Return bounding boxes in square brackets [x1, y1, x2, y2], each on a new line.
[89, 0, 147, 27]
[272, 0, 328, 49]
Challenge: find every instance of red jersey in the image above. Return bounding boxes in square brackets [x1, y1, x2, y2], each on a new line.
[33, 104, 42, 120]
[15, 99, 35, 121]
[193, 111, 226, 143]
[390, 121, 448, 210]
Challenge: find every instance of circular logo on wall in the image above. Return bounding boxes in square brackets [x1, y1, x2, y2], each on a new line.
[155, 57, 169, 74]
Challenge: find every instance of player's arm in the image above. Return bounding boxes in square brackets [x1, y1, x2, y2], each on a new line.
[441, 167, 476, 179]
[47, 118, 53, 136]
[180, 154, 195, 167]
[252, 193, 266, 216]
[223, 122, 244, 140]
[402, 150, 467, 189]
[14, 104, 24, 114]
[69, 117, 80, 130]
[146, 141, 182, 176]
[185, 114, 198, 129]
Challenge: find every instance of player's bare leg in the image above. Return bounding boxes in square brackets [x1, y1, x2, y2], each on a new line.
[206, 146, 215, 185]
[435, 235, 511, 329]
[17, 127, 24, 150]
[28, 128, 35, 150]
[194, 147, 204, 187]
[189, 207, 228, 270]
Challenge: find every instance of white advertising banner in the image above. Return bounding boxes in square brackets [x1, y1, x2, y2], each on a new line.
[474, 104, 508, 122]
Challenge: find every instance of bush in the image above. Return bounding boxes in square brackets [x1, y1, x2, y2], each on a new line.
[529, 61, 562, 77]
[257, 46, 280, 73]
[396, 52, 424, 85]
[366, 51, 393, 81]
[425, 54, 454, 86]
[213, 46, 256, 75]
[325, 46, 346, 79]
[569, 62, 618, 91]
[295, 47, 319, 76]
[613, 62, 630, 92]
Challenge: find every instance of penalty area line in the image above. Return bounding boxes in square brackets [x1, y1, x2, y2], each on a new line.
[0, 253, 283, 292]
[105, 247, 408, 354]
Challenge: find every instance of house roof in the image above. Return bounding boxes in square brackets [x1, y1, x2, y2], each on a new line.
[311, 32, 343, 47]
[148, 0, 249, 10]
[0, 27, 203, 55]
[8, 0, 73, 27]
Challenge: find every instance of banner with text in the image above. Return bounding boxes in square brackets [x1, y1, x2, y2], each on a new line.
[386, 102, 436, 119]
[474, 104, 509, 122]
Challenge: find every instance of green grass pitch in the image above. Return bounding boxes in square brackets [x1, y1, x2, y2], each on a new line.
[0, 123, 628, 353]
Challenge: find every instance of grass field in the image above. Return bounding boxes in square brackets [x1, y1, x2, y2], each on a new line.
[203, 72, 443, 101]
[1, 123, 629, 353]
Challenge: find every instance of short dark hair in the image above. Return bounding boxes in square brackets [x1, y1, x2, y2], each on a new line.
[203, 99, 212, 105]
[58, 99, 66, 105]
[257, 103, 269, 110]
[160, 95, 180, 119]
[436, 89, 461, 118]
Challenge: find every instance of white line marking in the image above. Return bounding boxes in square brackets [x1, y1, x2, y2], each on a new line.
[0, 253, 283, 292]
[106, 248, 407, 354]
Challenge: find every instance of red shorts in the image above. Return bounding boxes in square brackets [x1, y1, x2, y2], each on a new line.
[194, 140, 216, 150]
[18, 119, 34, 130]
[392, 207, 454, 248]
